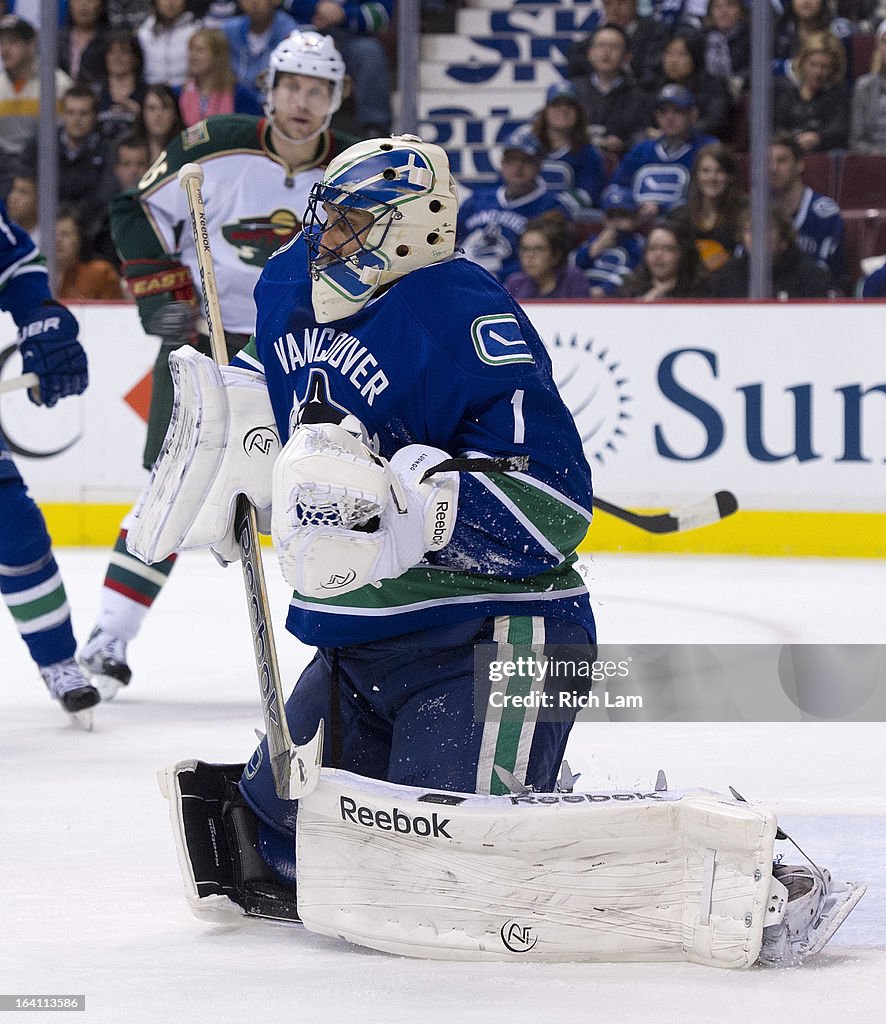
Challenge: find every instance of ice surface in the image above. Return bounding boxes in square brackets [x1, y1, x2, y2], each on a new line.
[1, 550, 884, 1023]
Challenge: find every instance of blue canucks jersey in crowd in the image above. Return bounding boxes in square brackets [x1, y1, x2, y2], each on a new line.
[792, 187, 844, 278]
[456, 183, 573, 282]
[574, 230, 646, 295]
[540, 143, 607, 213]
[611, 134, 716, 212]
[235, 235, 595, 648]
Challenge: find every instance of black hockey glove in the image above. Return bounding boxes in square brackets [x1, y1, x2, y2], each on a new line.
[145, 300, 199, 345]
[18, 303, 88, 408]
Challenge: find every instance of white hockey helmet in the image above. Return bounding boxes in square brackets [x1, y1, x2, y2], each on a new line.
[303, 135, 459, 323]
[265, 30, 345, 143]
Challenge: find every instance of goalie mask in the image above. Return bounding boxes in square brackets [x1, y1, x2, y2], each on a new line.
[303, 135, 459, 323]
[266, 30, 345, 144]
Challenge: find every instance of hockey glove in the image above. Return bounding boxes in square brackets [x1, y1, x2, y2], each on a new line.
[145, 300, 199, 345]
[18, 303, 88, 408]
[271, 423, 459, 598]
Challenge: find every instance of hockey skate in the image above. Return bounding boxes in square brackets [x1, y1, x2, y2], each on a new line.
[158, 760, 301, 925]
[759, 861, 866, 967]
[79, 627, 132, 700]
[40, 658, 100, 730]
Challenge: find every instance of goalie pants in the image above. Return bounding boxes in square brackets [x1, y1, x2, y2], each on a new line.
[0, 442, 77, 667]
[239, 614, 595, 876]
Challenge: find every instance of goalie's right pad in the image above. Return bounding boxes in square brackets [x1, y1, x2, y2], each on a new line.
[296, 771, 780, 967]
[127, 347, 280, 565]
[271, 423, 458, 598]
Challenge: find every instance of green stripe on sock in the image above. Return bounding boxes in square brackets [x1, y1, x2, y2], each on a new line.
[9, 584, 68, 623]
[106, 562, 163, 600]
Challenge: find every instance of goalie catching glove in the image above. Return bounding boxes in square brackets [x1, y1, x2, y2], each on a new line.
[127, 347, 279, 565]
[271, 423, 459, 598]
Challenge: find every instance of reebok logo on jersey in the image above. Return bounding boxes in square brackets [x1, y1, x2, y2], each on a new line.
[340, 797, 453, 839]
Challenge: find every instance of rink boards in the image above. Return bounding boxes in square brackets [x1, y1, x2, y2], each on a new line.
[1, 300, 884, 558]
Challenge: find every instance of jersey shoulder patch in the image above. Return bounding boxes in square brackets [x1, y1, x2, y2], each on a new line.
[470, 313, 535, 366]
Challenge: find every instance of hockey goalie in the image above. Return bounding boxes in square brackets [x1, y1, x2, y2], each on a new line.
[129, 133, 865, 967]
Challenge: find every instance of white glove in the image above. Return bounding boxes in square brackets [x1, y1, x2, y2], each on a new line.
[271, 423, 459, 598]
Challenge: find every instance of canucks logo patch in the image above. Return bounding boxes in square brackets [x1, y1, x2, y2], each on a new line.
[222, 209, 300, 267]
[471, 314, 534, 366]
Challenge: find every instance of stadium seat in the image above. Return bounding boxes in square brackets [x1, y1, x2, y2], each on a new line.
[839, 208, 886, 290]
[851, 32, 876, 79]
[801, 152, 837, 197]
[836, 153, 886, 208]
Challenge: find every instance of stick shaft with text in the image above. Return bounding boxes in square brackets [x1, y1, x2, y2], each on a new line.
[177, 162, 322, 800]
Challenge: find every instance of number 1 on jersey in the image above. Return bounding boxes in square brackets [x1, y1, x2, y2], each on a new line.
[511, 389, 525, 445]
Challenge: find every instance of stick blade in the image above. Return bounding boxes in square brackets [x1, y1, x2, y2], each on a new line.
[715, 490, 739, 518]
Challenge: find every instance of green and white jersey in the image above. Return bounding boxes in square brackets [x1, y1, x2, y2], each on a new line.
[112, 116, 356, 335]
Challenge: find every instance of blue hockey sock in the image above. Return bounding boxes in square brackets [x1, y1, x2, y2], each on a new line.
[0, 479, 76, 667]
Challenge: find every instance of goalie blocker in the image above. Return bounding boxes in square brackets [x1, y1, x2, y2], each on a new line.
[159, 762, 865, 967]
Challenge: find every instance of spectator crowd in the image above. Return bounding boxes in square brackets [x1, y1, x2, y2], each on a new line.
[452, 0, 886, 300]
[0, 0, 394, 298]
[3, 0, 886, 300]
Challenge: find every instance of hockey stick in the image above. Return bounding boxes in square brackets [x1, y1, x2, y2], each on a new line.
[0, 372, 39, 396]
[593, 490, 738, 534]
[178, 162, 322, 800]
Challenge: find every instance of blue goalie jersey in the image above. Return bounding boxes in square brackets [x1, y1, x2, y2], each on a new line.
[236, 235, 595, 648]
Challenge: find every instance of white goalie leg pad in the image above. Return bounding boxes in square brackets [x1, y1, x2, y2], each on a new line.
[295, 771, 778, 967]
[127, 348, 280, 565]
[271, 424, 458, 598]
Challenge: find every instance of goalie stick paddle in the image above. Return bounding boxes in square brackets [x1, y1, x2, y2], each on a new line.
[0, 372, 39, 396]
[178, 162, 322, 800]
[593, 490, 739, 534]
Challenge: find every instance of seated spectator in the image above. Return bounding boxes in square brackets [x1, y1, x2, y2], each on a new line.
[93, 133, 151, 264]
[18, 85, 111, 231]
[570, 24, 650, 157]
[222, 0, 297, 108]
[0, 16, 72, 194]
[5, 173, 39, 245]
[526, 83, 606, 212]
[457, 132, 572, 283]
[861, 259, 886, 296]
[611, 84, 717, 221]
[709, 204, 841, 298]
[60, 0, 108, 86]
[618, 217, 709, 299]
[134, 82, 185, 162]
[654, 28, 733, 139]
[284, 0, 393, 136]
[569, 0, 668, 94]
[54, 207, 124, 300]
[681, 140, 744, 270]
[703, 0, 750, 98]
[850, 21, 886, 152]
[95, 28, 148, 142]
[774, 0, 853, 74]
[505, 217, 590, 300]
[770, 130, 844, 277]
[774, 31, 849, 151]
[137, 0, 201, 89]
[178, 27, 263, 125]
[574, 184, 646, 296]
